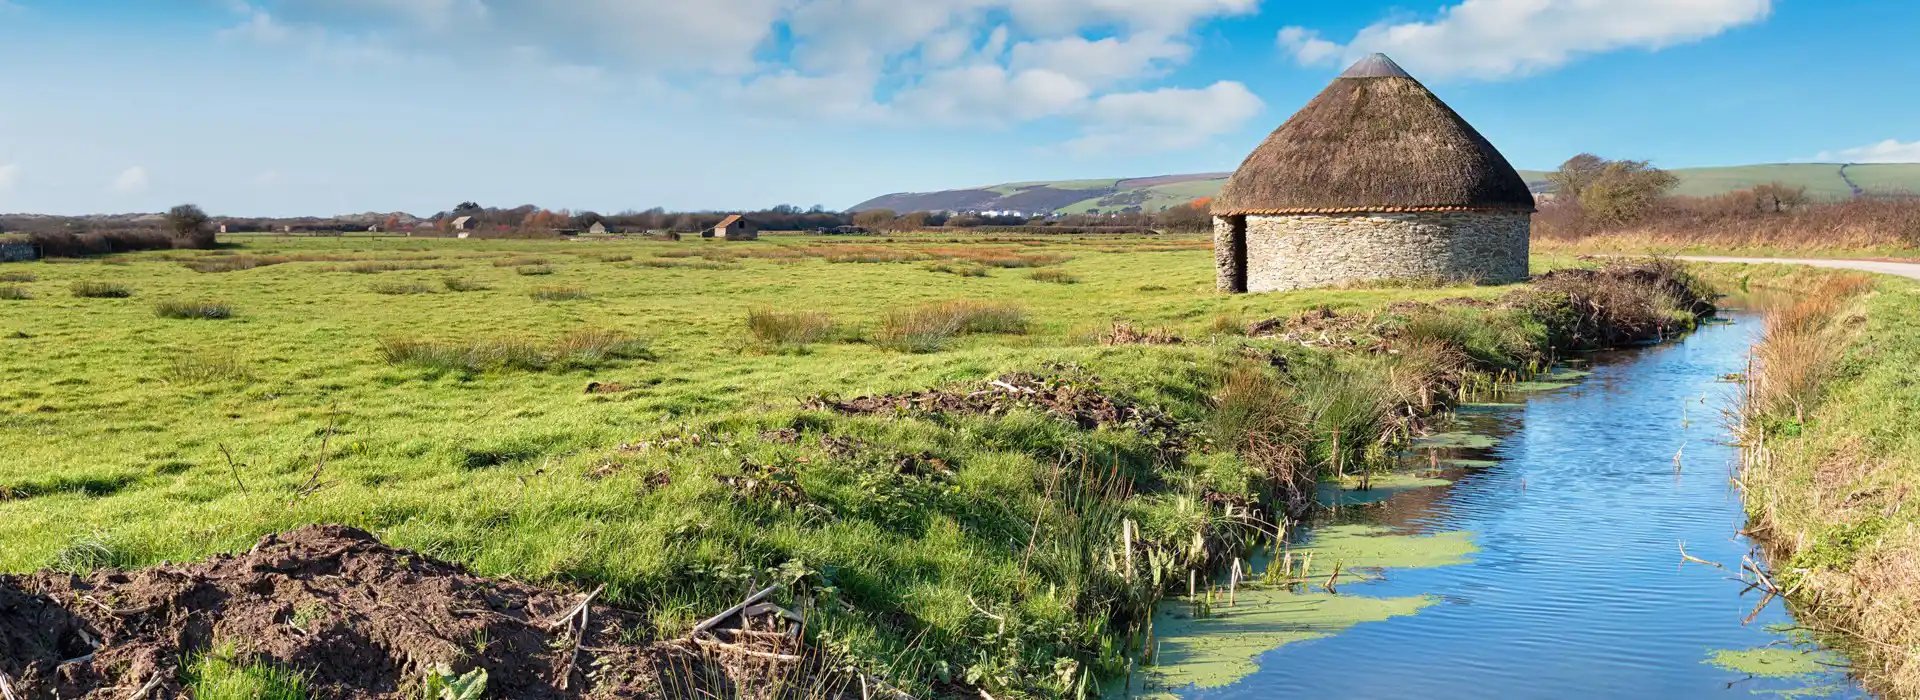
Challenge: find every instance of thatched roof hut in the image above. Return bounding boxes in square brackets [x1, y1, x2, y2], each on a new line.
[1213, 54, 1534, 294]
[1214, 53, 1534, 217]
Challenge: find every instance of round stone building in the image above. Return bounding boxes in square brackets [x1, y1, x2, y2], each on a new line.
[1212, 54, 1536, 293]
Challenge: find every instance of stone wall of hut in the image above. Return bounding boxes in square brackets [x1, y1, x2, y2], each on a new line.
[1215, 211, 1530, 293]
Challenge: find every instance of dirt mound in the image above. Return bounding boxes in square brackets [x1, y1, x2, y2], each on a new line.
[0, 526, 862, 699]
[806, 370, 1187, 445]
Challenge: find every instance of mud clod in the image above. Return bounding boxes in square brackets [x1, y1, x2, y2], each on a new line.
[0, 525, 826, 699]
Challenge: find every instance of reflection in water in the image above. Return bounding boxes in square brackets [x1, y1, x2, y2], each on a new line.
[1133, 314, 1866, 699]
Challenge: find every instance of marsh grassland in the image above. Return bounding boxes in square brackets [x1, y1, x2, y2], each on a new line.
[0, 234, 1701, 696]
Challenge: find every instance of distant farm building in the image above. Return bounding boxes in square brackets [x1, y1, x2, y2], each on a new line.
[1212, 54, 1535, 293]
[451, 216, 477, 231]
[705, 215, 757, 241]
[588, 222, 609, 234]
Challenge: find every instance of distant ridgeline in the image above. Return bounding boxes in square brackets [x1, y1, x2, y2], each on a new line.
[851, 163, 1920, 216]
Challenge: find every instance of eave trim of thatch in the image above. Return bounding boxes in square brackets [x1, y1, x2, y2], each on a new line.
[1211, 204, 1536, 216]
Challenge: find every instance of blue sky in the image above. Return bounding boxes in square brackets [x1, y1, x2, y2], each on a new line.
[1, 0, 1916, 216]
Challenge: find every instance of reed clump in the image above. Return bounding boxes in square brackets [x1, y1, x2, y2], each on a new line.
[155, 299, 236, 320]
[71, 281, 133, 298]
[746, 309, 837, 349]
[873, 300, 1029, 353]
[378, 329, 650, 374]
[0, 285, 29, 301]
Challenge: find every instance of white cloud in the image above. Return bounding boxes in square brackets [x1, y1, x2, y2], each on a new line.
[1280, 0, 1772, 81]
[1276, 26, 1341, 65]
[1063, 81, 1264, 155]
[1817, 139, 1920, 163]
[230, 0, 1260, 152]
[113, 167, 149, 194]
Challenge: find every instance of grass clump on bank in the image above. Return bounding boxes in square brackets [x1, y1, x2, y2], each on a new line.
[0, 285, 29, 300]
[1737, 269, 1920, 696]
[71, 280, 134, 298]
[529, 286, 590, 301]
[155, 299, 235, 320]
[1029, 269, 1080, 284]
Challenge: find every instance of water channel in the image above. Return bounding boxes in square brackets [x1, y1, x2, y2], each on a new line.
[1127, 311, 1868, 698]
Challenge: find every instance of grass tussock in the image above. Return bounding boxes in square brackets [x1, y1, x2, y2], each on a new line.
[188, 644, 309, 700]
[746, 309, 837, 349]
[1028, 269, 1080, 284]
[635, 259, 732, 270]
[70, 280, 133, 298]
[515, 264, 556, 276]
[155, 299, 236, 320]
[378, 329, 650, 374]
[0, 272, 36, 283]
[165, 351, 252, 384]
[925, 262, 990, 277]
[874, 300, 1029, 353]
[1524, 258, 1714, 350]
[493, 257, 550, 267]
[529, 286, 590, 301]
[343, 261, 453, 274]
[0, 285, 29, 301]
[442, 277, 489, 292]
[371, 282, 438, 296]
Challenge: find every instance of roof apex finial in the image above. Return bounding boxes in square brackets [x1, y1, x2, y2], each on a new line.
[1340, 53, 1412, 79]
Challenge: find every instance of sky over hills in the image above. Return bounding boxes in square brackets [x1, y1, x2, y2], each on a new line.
[1, 0, 1917, 216]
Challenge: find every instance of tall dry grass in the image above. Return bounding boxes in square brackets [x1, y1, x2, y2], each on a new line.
[1744, 275, 1876, 426]
[1536, 197, 1920, 252]
[746, 309, 837, 348]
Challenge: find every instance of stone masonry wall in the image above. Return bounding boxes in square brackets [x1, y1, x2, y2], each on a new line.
[1218, 211, 1530, 293]
[1213, 215, 1243, 293]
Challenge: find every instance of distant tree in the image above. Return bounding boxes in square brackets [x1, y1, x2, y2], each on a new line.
[1155, 198, 1211, 232]
[1751, 182, 1808, 213]
[1580, 160, 1679, 226]
[166, 204, 215, 248]
[573, 211, 605, 230]
[1547, 154, 1609, 199]
[453, 201, 483, 215]
[852, 209, 896, 231]
[382, 215, 400, 231]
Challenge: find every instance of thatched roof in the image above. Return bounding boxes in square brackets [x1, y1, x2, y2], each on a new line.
[1214, 54, 1535, 216]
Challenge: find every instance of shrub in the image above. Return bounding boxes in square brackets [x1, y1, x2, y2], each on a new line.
[874, 300, 1029, 353]
[530, 286, 589, 301]
[516, 265, 556, 276]
[442, 277, 488, 292]
[372, 282, 437, 295]
[0, 272, 35, 283]
[1028, 269, 1079, 284]
[28, 229, 180, 258]
[0, 286, 29, 301]
[71, 281, 133, 298]
[746, 309, 837, 347]
[155, 299, 235, 320]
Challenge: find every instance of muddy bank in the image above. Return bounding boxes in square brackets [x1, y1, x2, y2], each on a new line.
[0, 526, 867, 699]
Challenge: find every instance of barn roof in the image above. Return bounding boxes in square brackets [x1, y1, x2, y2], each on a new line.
[1213, 54, 1535, 216]
[713, 215, 743, 229]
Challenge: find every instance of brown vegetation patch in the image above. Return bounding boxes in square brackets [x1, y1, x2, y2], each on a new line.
[806, 370, 1186, 443]
[1099, 321, 1183, 346]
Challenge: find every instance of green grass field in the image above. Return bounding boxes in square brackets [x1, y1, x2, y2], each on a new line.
[3, 234, 1566, 694]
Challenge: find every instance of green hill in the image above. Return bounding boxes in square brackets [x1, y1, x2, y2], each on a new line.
[851, 163, 1920, 215]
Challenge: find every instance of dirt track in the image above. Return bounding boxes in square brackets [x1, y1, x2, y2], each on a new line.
[1674, 255, 1920, 280]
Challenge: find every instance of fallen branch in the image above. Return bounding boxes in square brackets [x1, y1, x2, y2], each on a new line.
[1, 669, 18, 700]
[289, 413, 340, 506]
[124, 673, 163, 700]
[691, 585, 778, 638]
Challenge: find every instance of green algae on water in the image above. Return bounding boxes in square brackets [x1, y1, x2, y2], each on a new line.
[1131, 525, 1478, 693]
[1416, 432, 1498, 450]
[1294, 524, 1479, 571]
[1706, 647, 1841, 679]
[1135, 592, 1437, 691]
[1316, 472, 1452, 506]
[1504, 381, 1576, 393]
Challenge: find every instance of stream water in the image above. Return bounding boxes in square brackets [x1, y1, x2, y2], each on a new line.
[1128, 312, 1869, 698]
